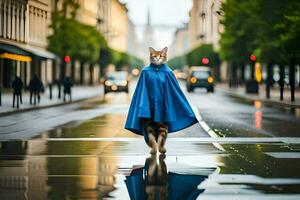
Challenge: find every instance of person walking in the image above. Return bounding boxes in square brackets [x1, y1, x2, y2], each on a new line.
[29, 74, 44, 105]
[63, 77, 73, 102]
[12, 76, 23, 108]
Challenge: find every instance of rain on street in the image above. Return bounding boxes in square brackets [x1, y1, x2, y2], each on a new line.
[1, 81, 300, 199]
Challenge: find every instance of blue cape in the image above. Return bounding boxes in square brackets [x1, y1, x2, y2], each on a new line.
[125, 64, 198, 135]
[124, 168, 206, 200]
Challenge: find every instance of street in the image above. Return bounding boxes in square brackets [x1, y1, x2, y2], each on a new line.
[0, 80, 300, 199]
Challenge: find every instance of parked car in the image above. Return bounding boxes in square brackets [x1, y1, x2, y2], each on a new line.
[186, 66, 214, 93]
[104, 71, 129, 94]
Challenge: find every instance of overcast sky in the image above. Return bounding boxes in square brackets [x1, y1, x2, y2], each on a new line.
[120, 0, 192, 49]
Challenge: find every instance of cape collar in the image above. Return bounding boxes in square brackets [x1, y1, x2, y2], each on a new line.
[150, 63, 168, 70]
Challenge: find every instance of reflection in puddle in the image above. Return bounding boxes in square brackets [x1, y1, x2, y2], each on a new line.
[254, 100, 263, 129]
[125, 155, 209, 200]
[255, 111, 262, 129]
[46, 114, 137, 139]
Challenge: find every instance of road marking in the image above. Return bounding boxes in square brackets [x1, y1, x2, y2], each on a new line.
[264, 152, 300, 158]
[196, 194, 300, 200]
[191, 104, 225, 151]
[207, 174, 300, 185]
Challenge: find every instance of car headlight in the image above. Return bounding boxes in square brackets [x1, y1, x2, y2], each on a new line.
[105, 80, 113, 86]
[207, 76, 214, 83]
[190, 77, 197, 83]
[120, 80, 127, 86]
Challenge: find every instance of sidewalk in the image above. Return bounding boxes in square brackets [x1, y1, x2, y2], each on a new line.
[217, 83, 300, 108]
[0, 85, 103, 116]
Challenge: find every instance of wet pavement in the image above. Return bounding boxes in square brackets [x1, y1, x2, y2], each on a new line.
[0, 81, 300, 199]
[188, 87, 300, 138]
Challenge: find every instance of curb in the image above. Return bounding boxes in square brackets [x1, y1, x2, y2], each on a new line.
[217, 87, 300, 108]
[0, 95, 102, 117]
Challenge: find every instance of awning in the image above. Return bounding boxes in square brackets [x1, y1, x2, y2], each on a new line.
[0, 42, 31, 56]
[21, 45, 57, 60]
[0, 53, 32, 62]
[0, 41, 57, 61]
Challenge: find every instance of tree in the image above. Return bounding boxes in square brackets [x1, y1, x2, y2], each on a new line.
[220, 0, 260, 84]
[185, 44, 220, 67]
[220, 0, 300, 98]
[277, 0, 300, 62]
[168, 56, 186, 69]
[48, 0, 108, 64]
[129, 55, 144, 69]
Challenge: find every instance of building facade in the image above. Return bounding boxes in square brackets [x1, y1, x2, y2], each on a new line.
[127, 18, 142, 59]
[0, 0, 55, 88]
[189, 0, 201, 50]
[189, 0, 227, 80]
[98, 0, 129, 52]
[170, 24, 190, 58]
[189, 0, 223, 50]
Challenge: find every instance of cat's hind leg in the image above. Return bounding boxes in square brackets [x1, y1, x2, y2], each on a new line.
[145, 122, 157, 154]
[157, 123, 168, 154]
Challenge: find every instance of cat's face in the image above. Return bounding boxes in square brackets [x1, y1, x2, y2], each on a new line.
[149, 47, 168, 66]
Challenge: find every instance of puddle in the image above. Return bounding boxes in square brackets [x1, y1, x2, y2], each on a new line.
[1, 113, 300, 199]
[124, 155, 214, 200]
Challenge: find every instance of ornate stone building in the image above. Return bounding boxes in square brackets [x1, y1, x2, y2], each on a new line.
[189, 0, 223, 50]
[0, 0, 56, 88]
[189, 0, 227, 80]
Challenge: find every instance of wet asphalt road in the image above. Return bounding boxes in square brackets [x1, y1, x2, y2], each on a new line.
[188, 87, 300, 138]
[0, 80, 300, 200]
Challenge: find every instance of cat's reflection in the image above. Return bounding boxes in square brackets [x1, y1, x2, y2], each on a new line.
[125, 155, 209, 200]
[144, 154, 168, 200]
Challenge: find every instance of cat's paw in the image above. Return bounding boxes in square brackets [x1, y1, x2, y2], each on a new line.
[159, 153, 166, 160]
[150, 148, 157, 154]
[159, 147, 166, 154]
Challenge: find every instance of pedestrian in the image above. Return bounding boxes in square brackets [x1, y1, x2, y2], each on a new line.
[125, 47, 198, 154]
[63, 77, 73, 102]
[29, 74, 44, 105]
[12, 76, 23, 108]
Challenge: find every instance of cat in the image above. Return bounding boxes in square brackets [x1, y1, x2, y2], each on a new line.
[149, 47, 168, 66]
[145, 47, 169, 154]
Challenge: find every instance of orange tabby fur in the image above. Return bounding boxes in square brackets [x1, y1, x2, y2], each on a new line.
[149, 47, 168, 66]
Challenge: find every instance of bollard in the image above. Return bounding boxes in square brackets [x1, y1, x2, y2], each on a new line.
[58, 82, 61, 99]
[49, 83, 53, 100]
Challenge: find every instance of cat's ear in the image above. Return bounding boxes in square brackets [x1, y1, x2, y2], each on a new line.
[149, 47, 155, 53]
[161, 47, 168, 53]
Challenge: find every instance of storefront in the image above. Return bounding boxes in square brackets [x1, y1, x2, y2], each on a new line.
[0, 42, 56, 89]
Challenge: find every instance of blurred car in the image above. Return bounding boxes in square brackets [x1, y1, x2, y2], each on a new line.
[104, 71, 129, 94]
[186, 66, 214, 93]
[173, 69, 187, 80]
[131, 68, 140, 77]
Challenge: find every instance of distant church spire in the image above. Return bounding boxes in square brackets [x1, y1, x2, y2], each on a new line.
[143, 8, 154, 63]
[147, 8, 151, 26]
